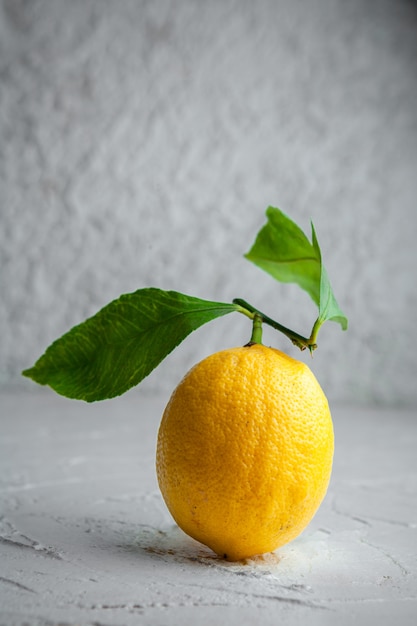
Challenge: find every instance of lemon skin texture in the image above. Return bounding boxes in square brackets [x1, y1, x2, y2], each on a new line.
[156, 343, 334, 561]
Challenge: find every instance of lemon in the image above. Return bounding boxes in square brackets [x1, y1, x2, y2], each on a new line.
[156, 343, 334, 561]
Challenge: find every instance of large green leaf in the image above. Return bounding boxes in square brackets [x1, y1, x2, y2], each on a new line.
[245, 207, 347, 330]
[22, 288, 237, 402]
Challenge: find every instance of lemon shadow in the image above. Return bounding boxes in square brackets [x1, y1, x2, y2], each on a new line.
[133, 523, 283, 571]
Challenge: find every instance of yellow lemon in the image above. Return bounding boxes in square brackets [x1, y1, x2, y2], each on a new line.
[156, 343, 333, 561]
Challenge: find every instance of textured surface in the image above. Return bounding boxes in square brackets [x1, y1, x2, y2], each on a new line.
[1, 390, 417, 625]
[1, 0, 417, 406]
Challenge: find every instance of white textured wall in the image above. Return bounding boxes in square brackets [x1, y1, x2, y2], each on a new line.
[1, 0, 417, 406]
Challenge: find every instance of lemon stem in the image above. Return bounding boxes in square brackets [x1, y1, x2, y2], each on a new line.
[233, 298, 317, 352]
[249, 313, 263, 344]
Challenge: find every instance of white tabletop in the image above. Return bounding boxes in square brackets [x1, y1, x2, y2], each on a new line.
[1, 391, 416, 625]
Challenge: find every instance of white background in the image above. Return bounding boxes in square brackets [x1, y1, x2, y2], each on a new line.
[1, 0, 416, 406]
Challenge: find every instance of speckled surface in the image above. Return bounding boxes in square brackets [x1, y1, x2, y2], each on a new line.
[1, 0, 417, 407]
[1, 390, 416, 625]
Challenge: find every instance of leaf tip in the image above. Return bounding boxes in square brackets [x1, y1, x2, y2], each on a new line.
[21, 367, 34, 380]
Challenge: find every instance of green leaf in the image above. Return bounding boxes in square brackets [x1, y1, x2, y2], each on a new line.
[22, 288, 237, 402]
[245, 206, 321, 304]
[311, 224, 348, 330]
[245, 207, 347, 331]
